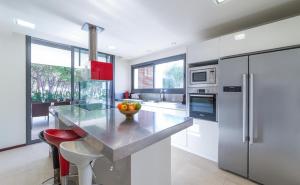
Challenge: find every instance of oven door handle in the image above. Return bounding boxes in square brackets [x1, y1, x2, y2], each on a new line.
[190, 94, 214, 98]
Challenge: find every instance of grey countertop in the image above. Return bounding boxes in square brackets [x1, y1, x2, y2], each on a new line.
[50, 104, 193, 161]
[141, 101, 186, 111]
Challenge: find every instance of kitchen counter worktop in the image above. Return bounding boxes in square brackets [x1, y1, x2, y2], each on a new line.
[50, 104, 192, 161]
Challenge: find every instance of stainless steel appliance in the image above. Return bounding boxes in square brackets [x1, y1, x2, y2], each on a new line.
[218, 47, 300, 185]
[189, 65, 217, 87]
[188, 86, 217, 121]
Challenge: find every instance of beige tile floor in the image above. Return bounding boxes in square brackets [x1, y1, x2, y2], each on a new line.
[172, 147, 257, 185]
[0, 143, 257, 185]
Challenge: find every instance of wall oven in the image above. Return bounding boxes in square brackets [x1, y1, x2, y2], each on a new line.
[189, 65, 217, 86]
[189, 93, 217, 122]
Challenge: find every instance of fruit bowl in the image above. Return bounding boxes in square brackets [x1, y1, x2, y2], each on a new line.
[119, 109, 139, 119]
[117, 101, 142, 119]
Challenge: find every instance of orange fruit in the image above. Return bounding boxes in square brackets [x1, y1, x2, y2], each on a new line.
[117, 103, 122, 110]
[128, 104, 135, 111]
[121, 104, 128, 111]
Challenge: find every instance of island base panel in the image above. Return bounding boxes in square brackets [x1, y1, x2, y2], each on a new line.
[93, 137, 171, 185]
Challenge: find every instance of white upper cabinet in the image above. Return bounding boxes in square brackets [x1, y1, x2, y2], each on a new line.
[187, 38, 221, 64]
[187, 15, 300, 63]
[220, 15, 300, 57]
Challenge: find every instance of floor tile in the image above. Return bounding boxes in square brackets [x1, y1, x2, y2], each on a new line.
[0, 143, 257, 185]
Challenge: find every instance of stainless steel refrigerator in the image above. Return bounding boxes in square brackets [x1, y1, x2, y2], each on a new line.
[218, 47, 300, 185]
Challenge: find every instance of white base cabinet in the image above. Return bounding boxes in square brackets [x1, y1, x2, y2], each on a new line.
[141, 105, 219, 162]
[172, 119, 219, 162]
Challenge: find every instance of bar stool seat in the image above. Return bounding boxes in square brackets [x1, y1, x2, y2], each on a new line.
[60, 141, 103, 185]
[44, 129, 81, 181]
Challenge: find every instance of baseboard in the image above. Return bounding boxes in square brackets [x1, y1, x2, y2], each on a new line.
[0, 144, 26, 152]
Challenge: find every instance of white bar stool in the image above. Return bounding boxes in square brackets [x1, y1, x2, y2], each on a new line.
[60, 140, 103, 185]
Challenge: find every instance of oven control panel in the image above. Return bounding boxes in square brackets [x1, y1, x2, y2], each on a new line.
[188, 86, 218, 94]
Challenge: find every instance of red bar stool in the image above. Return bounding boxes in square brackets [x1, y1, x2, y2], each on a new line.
[44, 129, 81, 185]
[39, 131, 60, 185]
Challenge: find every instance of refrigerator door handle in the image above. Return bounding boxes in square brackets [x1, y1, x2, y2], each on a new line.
[249, 73, 254, 144]
[242, 74, 248, 143]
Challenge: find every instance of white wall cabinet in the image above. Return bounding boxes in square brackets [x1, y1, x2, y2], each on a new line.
[187, 38, 221, 64]
[220, 15, 300, 57]
[187, 15, 300, 65]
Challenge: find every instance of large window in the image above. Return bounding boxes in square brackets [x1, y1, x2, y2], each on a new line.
[132, 54, 185, 93]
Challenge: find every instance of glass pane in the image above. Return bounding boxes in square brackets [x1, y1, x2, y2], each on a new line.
[134, 66, 154, 89]
[192, 72, 206, 82]
[32, 44, 71, 67]
[191, 97, 214, 113]
[155, 60, 184, 89]
[31, 43, 71, 141]
[31, 43, 71, 102]
[74, 49, 111, 105]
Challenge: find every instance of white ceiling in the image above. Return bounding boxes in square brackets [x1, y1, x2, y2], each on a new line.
[0, 0, 300, 59]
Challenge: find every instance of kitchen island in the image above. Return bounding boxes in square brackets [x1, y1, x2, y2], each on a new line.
[50, 104, 193, 185]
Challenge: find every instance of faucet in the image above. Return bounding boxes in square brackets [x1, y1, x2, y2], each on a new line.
[160, 89, 166, 102]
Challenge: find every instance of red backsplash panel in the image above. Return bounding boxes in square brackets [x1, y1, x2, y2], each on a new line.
[91, 60, 113, 80]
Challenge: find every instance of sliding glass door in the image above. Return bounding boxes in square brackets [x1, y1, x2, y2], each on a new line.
[26, 37, 114, 144]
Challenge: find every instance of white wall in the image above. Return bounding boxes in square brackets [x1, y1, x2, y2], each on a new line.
[0, 31, 26, 149]
[114, 57, 131, 95]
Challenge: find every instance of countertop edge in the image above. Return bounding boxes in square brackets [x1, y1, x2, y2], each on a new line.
[113, 117, 193, 161]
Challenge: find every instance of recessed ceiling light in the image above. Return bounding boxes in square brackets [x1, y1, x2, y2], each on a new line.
[108, 45, 116, 50]
[171, 42, 177, 45]
[234, 33, 246, 40]
[214, 0, 226, 4]
[14, 18, 35, 29]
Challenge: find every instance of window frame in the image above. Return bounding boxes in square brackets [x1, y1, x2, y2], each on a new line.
[131, 54, 186, 94]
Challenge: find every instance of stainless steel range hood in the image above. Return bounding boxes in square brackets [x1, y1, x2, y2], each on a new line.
[80, 23, 113, 81]
[82, 23, 104, 61]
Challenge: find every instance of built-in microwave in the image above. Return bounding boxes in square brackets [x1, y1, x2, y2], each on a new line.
[189, 65, 217, 86]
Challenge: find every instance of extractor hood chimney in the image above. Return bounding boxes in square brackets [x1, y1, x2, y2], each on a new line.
[81, 23, 113, 81]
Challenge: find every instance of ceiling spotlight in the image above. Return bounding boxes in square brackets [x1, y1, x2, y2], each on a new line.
[108, 45, 116, 50]
[234, 33, 246, 41]
[14, 19, 35, 29]
[214, 0, 226, 4]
